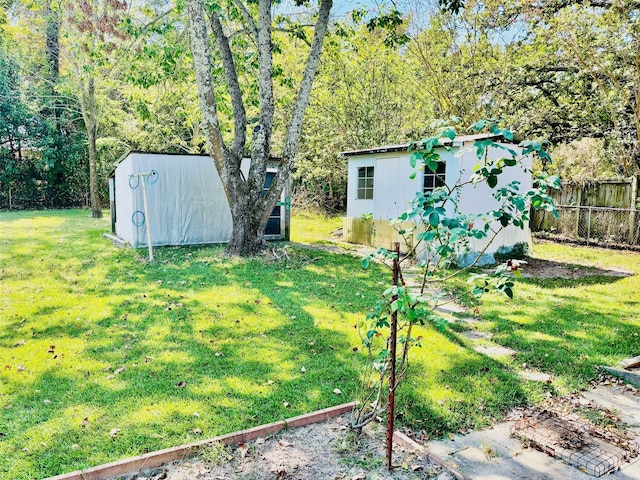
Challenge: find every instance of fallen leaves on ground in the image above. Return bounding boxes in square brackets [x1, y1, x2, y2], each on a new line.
[238, 443, 249, 460]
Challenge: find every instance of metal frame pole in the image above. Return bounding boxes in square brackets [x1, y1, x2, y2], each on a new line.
[587, 206, 592, 245]
[386, 242, 400, 469]
[139, 174, 153, 261]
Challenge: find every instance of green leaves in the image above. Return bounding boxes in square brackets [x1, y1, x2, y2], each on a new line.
[428, 211, 440, 227]
[487, 173, 499, 188]
[364, 9, 410, 47]
[471, 119, 488, 132]
[520, 140, 553, 165]
[504, 158, 517, 167]
[438, 0, 465, 14]
[357, 119, 561, 434]
[409, 152, 421, 168]
[441, 127, 457, 140]
[489, 124, 514, 142]
[422, 205, 446, 227]
[469, 270, 516, 299]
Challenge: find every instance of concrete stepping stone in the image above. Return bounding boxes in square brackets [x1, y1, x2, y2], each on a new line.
[518, 369, 552, 382]
[454, 317, 482, 326]
[473, 345, 518, 358]
[462, 330, 494, 341]
[435, 302, 468, 315]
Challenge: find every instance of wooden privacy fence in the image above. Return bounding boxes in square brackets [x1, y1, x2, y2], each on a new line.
[549, 177, 637, 208]
[531, 176, 640, 246]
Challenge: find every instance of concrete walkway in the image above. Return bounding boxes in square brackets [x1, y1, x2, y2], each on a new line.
[424, 385, 640, 480]
[292, 241, 640, 479]
[400, 265, 640, 479]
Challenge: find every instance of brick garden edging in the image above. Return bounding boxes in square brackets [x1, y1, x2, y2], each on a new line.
[45, 402, 356, 480]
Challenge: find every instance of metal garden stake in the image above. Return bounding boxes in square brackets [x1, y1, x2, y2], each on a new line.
[386, 241, 400, 469]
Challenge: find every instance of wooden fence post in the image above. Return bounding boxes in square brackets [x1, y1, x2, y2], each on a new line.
[629, 176, 637, 244]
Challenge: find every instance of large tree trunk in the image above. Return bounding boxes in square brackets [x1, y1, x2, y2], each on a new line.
[80, 77, 102, 218]
[228, 195, 269, 255]
[44, 1, 60, 85]
[186, 0, 332, 255]
[87, 120, 101, 218]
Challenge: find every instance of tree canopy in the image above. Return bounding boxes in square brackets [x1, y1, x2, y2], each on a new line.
[1, 0, 638, 223]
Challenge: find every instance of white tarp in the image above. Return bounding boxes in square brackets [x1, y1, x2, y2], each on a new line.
[113, 153, 240, 247]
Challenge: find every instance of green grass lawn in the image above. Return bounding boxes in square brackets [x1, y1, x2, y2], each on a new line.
[0, 210, 638, 479]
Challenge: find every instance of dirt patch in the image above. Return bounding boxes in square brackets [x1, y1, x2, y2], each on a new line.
[119, 415, 452, 480]
[518, 257, 632, 279]
[291, 240, 634, 281]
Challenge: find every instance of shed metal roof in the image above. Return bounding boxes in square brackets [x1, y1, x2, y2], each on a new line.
[340, 133, 513, 157]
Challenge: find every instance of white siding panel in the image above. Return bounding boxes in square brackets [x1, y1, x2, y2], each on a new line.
[345, 141, 534, 259]
[114, 155, 135, 245]
[346, 157, 376, 218]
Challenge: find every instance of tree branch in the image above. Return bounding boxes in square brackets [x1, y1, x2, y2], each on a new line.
[229, 0, 259, 43]
[274, 27, 312, 47]
[247, 0, 276, 198]
[208, 12, 247, 161]
[265, 0, 333, 218]
[185, 0, 227, 174]
[542, 0, 640, 10]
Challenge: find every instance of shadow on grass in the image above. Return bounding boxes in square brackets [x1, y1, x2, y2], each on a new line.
[521, 256, 633, 280]
[473, 271, 638, 391]
[0, 226, 395, 477]
[5, 211, 631, 478]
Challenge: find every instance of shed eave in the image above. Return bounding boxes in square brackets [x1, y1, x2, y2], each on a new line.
[340, 133, 512, 158]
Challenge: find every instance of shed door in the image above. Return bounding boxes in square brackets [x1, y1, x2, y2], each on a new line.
[263, 172, 281, 236]
[373, 158, 402, 220]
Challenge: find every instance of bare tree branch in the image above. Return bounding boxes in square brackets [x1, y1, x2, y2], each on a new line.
[274, 27, 312, 47]
[208, 12, 247, 161]
[185, 0, 227, 175]
[229, 0, 259, 43]
[264, 0, 333, 219]
[246, 0, 276, 199]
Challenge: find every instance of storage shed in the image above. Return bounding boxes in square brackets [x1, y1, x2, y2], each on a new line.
[341, 133, 532, 265]
[108, 152, 288, 247]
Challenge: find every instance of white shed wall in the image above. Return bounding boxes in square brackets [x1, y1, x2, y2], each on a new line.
[346, 156, 375, 218]
[114, 155, 136, 245]
[373, 154, 423, 221]
[344, 140, 533, 259]
[114, 153, 239, 247]
[455, 143, 532, 253]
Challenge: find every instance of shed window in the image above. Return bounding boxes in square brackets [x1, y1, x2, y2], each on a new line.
[357, 166, 374, 200]
[423, 162, 446, 193]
